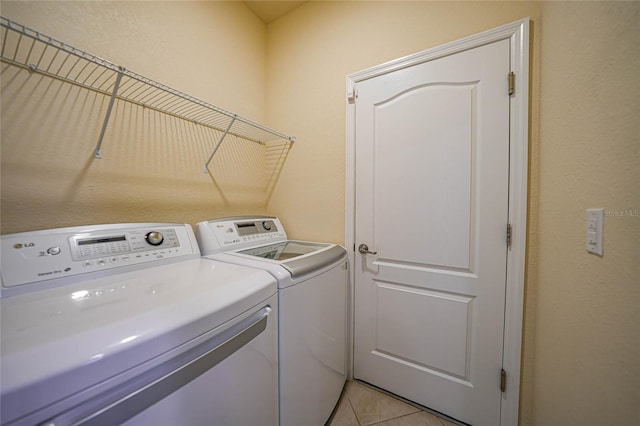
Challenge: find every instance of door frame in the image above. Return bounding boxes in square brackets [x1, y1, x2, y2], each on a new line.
[345, 18, 529, 426]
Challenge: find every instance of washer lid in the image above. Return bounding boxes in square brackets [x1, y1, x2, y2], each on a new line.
[237, 241, 346, 279]
[237, 241, 329, 261]
[0, 259, 276, 425]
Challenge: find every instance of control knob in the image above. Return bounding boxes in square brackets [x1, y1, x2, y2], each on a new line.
[262, 221, 272, 231]
[145, 231, 164, 246]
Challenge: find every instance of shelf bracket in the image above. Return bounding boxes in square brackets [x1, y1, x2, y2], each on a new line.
[94, 67, 125, 159]
[203, 115, 237, 173]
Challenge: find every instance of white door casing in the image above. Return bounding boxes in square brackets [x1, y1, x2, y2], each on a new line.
[345, 19, 529, 426]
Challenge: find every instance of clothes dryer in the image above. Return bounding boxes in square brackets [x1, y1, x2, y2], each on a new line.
[1, 223, 278, 426]
[196, 216, 347, 426]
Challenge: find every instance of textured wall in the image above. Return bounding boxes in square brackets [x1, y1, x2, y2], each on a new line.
[533, 2, 640, 424]
[265, 1, 638, 425]
[1, 1, 271, 234]
[265, 5, 541, 423]
[265, 1, 542, 243]
[2, 1, 638, 425]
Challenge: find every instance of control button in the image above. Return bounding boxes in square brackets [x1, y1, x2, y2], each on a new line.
[121, 256, 130, 262]
[83, 261, 93, 267]
[97, 259, 106, 266]
[47, 246, 61, 255]
[110, 257, 118, 263]
[145, 231, 164, 246]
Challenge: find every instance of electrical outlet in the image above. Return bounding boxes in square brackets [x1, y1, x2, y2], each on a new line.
[586, 208, 604, 256]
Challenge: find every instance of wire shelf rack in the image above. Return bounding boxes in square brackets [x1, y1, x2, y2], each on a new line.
[0, 16, 295, 171]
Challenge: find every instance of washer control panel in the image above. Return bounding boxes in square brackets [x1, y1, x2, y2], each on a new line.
[196, 217, 287, 255]
[1, 223, 199, 295]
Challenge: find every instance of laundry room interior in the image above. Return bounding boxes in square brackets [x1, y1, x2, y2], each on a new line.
[1, 1, 638, 426]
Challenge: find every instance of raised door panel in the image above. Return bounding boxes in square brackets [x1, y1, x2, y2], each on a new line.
[374, 84, 476, 272]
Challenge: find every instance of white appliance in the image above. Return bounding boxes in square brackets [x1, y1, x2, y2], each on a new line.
[196, 216, 348, 426]
[1, 223, 278, 426]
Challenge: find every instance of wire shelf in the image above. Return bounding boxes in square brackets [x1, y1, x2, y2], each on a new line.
[0, 16, 295, 169]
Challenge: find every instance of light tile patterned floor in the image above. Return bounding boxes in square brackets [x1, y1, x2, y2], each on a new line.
[327, 381, 460, 426]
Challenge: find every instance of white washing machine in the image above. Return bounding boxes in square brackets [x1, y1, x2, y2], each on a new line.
[1, 223, 279, 426]
[196, 216, 348, 426]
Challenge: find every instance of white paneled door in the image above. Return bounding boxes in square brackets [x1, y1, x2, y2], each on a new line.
[353, 39, 511, 426]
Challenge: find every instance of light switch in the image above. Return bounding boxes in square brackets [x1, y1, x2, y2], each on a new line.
[586, 208, 604, 256]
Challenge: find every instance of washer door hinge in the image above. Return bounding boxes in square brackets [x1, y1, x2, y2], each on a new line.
[506, 223, 512, 248]
[508, 71, 515, 96]
[500, 369, 507, 392]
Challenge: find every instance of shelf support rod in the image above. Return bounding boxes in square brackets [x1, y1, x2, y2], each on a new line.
[94, 66, 124, 159]
[203, 115, 237, 173]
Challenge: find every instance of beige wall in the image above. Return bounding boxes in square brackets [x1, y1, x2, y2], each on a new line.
[533, 2, 639, 425]
[265, 1, 638, 425]
[2, 1, 639, 425]
[1, 0, 271, 233]
[265, 0, 544, 243]
[265, 3, 539, 424]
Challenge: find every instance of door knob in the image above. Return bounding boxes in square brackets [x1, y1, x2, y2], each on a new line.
[358, 244, 378, 255]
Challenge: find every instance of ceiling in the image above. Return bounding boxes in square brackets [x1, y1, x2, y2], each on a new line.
[244, 1, 307, 24]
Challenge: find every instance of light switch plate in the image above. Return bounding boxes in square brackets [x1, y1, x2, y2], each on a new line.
[586, 208, 604, 256]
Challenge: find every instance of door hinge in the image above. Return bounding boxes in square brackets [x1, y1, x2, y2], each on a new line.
[500, 369, 507, 392]
[506, 224, 512, 248]
[347, 87, 358, 104]
[508, 71, 515, 96]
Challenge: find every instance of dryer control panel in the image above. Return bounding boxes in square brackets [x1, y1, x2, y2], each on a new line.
[1, 223, 200, 296]
[196, 217, 287, 255]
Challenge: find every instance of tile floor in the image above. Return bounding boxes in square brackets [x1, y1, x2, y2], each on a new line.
[327, 381, 460, 426]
